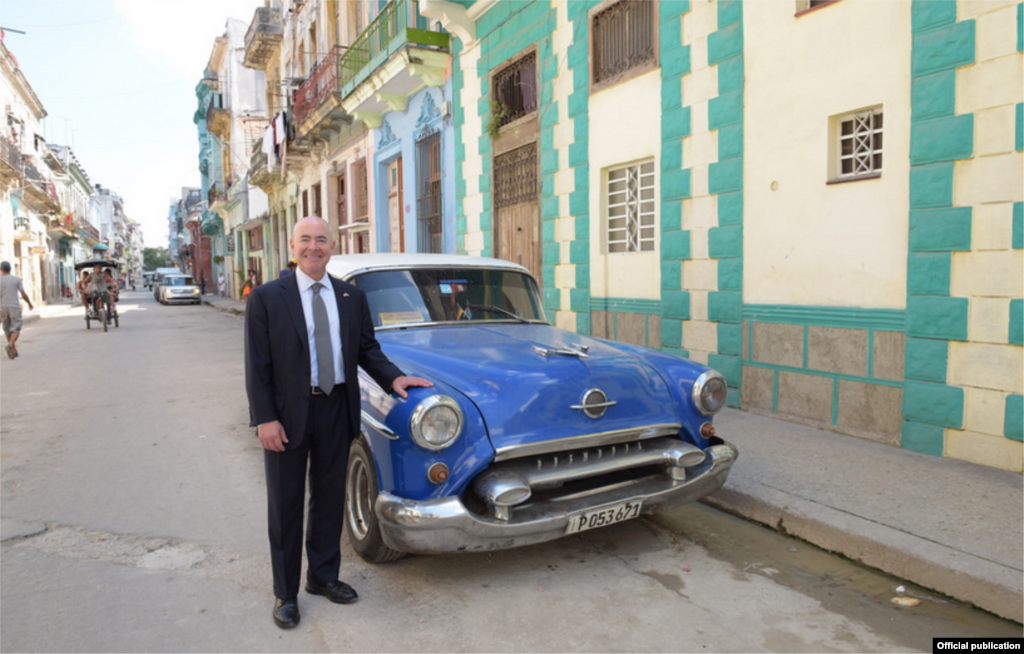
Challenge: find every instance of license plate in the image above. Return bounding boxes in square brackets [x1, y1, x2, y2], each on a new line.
[565, 500, 643, 534]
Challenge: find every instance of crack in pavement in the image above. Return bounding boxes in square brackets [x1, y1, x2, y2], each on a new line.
[3, 523, 270, 590]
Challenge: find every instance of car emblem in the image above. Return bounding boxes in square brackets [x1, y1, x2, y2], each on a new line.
[571, 388, 617, 419]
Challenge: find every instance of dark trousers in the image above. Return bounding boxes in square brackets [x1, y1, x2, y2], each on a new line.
[264, 388, 350, 600]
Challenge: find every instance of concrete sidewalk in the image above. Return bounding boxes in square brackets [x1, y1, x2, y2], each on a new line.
[704, 408, 1023, 622]
[198, 297, 1023, 622]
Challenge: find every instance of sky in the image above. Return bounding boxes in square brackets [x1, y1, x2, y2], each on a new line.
[2, 0, 267, 248]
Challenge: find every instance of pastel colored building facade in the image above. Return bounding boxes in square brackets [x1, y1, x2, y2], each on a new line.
[198, 18, 269, 299]
[237, 0, 459, 291]
[437, 0, 1023, 471]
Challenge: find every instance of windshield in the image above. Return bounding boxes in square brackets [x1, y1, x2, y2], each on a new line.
[166, 277, 195, 286]
[351, 268, 546, 329]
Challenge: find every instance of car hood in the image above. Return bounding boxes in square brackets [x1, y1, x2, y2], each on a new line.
[377, 324, 681, 453]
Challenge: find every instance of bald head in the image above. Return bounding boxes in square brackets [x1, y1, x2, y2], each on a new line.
[290, 216, 335, 280]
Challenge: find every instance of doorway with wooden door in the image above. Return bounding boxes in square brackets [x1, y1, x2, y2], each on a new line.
[493, 142, 541, 286]
[387, 157, 404, 253]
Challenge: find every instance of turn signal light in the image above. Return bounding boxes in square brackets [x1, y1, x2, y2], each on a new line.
[700, 422, 716, 439]
[427, 462, 449, 484]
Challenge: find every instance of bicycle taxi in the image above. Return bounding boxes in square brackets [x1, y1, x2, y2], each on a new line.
[75, 259, 120, 332]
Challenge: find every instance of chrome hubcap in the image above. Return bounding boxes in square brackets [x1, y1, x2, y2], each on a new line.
[346, 456, 371, 540]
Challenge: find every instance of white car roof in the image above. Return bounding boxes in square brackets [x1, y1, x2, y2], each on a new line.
[325, 253, 532, 282]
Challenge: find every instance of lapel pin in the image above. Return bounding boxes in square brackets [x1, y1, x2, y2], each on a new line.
[343, 293, 350, 297]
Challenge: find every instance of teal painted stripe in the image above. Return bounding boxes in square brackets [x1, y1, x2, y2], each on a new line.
[591, 297, 662, 315]
[743, 360, 904, 389]
[901, 421, 945, 456]
[742, 304, 906, 331]
[1006, 394, 1023, 441]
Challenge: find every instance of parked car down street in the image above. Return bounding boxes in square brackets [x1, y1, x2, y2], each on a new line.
[158, 275, 201, 305]
[326, 253, 737, 563]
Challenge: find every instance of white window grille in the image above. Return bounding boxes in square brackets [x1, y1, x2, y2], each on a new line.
[837, 109, 883, 178]
[607, 161, 656, 253]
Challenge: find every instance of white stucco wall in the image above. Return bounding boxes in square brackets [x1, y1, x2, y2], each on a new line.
[588, 68, 662, 300]
[743, 1, 912, 309]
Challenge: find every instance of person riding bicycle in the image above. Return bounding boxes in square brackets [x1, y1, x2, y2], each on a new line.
[77, 271, 93, 312]
[102, 269, 119, 310]
[85, 265, 114, 318]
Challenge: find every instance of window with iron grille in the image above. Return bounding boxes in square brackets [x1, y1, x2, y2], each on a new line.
[302, 189, 310, 218]
[352, 160, 369, 221]
[835, 108, 883, 179]
[492, 52, 537, 130]
[494, 143, 539, 209]
[606, 161, 656, 253]
[591, 0, 657, 91]
[416, 130, 443, 253]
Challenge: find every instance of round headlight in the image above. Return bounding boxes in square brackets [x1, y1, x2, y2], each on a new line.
[409, 395, 463, 450]
[691, 370, 728, 416]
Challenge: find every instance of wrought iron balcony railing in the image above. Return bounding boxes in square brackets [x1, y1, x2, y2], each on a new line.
[338, 0, 448, 98]
[293, 45, 346, 126]
[0, 135, 24, 174]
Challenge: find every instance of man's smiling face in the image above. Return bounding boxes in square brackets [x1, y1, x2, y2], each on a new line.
[290, 217, 335, 280]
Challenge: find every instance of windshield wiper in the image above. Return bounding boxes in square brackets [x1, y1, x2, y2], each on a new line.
[466, 304, 530, 323]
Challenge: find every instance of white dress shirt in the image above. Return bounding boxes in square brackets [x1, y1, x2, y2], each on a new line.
[295, 268, 345, 387]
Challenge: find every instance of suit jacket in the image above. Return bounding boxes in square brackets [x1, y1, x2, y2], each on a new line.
[244, 272, 403, 446]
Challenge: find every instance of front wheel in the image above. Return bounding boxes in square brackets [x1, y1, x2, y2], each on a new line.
[345, 437, 405, 564]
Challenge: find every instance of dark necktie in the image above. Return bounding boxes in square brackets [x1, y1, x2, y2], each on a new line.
[312, 282, 335, 394]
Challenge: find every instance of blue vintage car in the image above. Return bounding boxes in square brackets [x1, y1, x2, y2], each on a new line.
[327, 253, 737, 562]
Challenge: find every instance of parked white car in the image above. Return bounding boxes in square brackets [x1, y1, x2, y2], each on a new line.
[158, 275, 201, 305]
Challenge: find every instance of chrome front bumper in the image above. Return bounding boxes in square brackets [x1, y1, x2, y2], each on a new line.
[375, 439, 738, 554]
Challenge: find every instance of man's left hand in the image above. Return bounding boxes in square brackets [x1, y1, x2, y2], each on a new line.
[392, 375, 433, 398]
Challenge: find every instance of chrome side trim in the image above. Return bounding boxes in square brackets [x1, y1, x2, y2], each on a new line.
[377, 318, 550, 332]
[361, 410, 398, 440]
[493, 423, 681, 462]
[569, 400, 618, 410]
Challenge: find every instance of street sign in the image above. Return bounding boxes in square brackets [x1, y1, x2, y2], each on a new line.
[29, 246, 47, 255]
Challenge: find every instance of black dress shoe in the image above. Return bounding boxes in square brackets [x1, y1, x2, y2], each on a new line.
[305, 578, 359, 604]
[273, 597, 300, 629]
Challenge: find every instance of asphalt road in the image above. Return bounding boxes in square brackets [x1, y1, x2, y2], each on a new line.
[1, 290, 1016, 652]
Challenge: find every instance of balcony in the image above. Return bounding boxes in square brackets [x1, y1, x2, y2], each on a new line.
[243, 6, 284, 70]
[0, 135, 24, 181]
[22, 163, 61, 213]
[338, 0, 450, 128]
[208, 185, 224, 207]
[292, 46, 353, 140]
[207, 97, 232, 140]
[78, 219, 100, 243]
[12, 216, 33, 241]
[47, 215, 78, 239]
[249, 146, 273, 192]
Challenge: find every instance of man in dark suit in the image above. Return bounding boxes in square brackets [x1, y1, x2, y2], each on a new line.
[245, 216, 431, 629]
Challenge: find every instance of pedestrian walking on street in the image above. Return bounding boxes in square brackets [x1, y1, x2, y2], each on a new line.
[244, 216, 432, 630]
[242, 269, 256, 302]
[0, 261, 33, 359]
[218, 272, 226, 299]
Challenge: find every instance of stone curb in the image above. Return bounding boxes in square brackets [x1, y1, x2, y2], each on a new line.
[701, 485, 1023, 622]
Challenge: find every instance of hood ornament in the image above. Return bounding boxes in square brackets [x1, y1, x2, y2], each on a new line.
[571, 388, 616, 419]
[532, 342, 590, 358]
